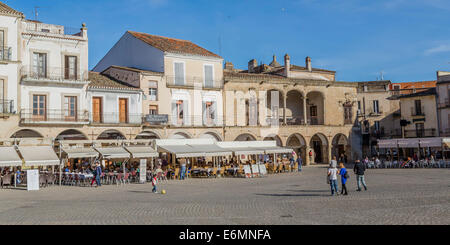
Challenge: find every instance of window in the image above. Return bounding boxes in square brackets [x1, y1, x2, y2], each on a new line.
[64, 96, 77, 120]
[310, 106, 317, 117]
[176, 100, 184, 124]
[374, 121, 380, 131]
[0, 30, 5, 60]
[0, 79, 4, 113]
[414, 100, 422, 115]
[64, 56, 77, 80]
[149, 105, 158, 115]
[32, 53, 47, 78]
[373, 100, 379, 113]
[32, 95, 46, 120]
[416, 123, 424, 137]
[344, 106, 352, 124]
[174, 62, 185, 85]
[204, 65, 214, 88]
[148, 81, 158, 101]
[204, 101, 216, 125]
[0, 30, 4, 47]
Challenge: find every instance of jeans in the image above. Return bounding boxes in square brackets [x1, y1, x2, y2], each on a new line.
[356, 175, 367, 190]
[152, 185, 157, 193]
[330, 179, 338, 195]
[95, 176, 101, 187]
[298, 163, 302, 172]
[180, 166, 186, 180]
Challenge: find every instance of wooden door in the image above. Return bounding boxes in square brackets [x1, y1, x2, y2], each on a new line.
[64, 96, 77, 121]
[32, 95, 46, 121]
[119, 98, 128, 123]
[92, 97, 102, 123]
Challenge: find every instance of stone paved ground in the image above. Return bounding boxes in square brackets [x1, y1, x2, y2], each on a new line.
[0, 166, 449, 225]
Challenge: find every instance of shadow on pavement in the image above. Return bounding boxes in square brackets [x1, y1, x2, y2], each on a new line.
[285, 189, 329, 193]
[255, 193, 330, 197]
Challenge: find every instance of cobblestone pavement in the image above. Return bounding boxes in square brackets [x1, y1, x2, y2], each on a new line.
[0, 166, 449, 225]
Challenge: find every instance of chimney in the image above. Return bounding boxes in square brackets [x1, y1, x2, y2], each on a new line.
[80, 22, 88, 40]
[225, 62, 234, 71]
[248, 59, 257, 73]
[306, 56, 312, 72]
[284, 54, 290, 77]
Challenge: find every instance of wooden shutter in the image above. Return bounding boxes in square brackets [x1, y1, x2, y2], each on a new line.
[174, 63, 184, 85]
[204, 65, 213, 87]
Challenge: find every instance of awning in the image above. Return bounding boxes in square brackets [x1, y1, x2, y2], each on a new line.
[222, 147, 265, 156]
[419, 138, 443, 148]
[18, 146, 60, 166]
[62, 147, 99, 159]
[125, 146, 159, 158]
[443, 138, 450, 148]
[158, 145, 203, 158]
[260, 146, 293, 154]
[95, 147, 130, 159]
[397, 139, 419, 148]
[377, 139, 398, 148]
[0, 147, 23, 167]
[187, 144, 233, 157]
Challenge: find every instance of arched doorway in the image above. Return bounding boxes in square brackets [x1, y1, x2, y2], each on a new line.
[56, 129, 88, 141]
[286, 90, 305, 125]
[97, 129, 126, 140]
[169, 132, 191, 139]
[199, 132, 222, 142]
[310, 133, 328, 164]
[263, 135, 282, 146]
[135, 131, 160, 140]
[10, 129, 43, 138]
[234, 133, 256, 141]
[286, 133, 307, 163]
[332, 134, 349, 162]
[306, 91, 325, 125]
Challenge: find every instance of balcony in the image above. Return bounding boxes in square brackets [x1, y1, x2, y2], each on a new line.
[90, 113, 143, 126]
[404, 129, 436, 138]
[411, 106, 425, 116]
[166, 76, 223, 90]
[20, 109, 89, 125]
[20, 66, 88, 84]
[0, 46, 12, 61]
[440, 128, 450, 137]
[167, 115, 224, 127]
[0, 100, 15, 118]
[367, 107, 383, 116]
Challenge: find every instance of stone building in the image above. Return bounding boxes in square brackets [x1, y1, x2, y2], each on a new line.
[355, 81, 400, 156]
[436, 71, 450, 136]
[223, 55, 359, 165]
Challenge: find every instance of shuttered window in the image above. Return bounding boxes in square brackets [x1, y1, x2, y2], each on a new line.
[204, 65, 214, 88]
[65, 56, 77, 80]
[33, 53, 47, 78]
[174, 62, 185, 85]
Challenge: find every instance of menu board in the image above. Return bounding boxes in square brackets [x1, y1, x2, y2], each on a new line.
[243, 165, 252, 178]
[258, 164, 267, 176]
[251, 164, 260, 178]
[139, 159, 147, 184]
[27, 170, 39, 191]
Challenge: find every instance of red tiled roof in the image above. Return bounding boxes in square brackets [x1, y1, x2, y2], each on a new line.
[127, 31, 222, 59]
[0, 1, 23, 17]
[390, 80, 436, 90]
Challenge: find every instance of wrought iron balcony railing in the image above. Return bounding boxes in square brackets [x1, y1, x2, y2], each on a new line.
[21, 66, 88, 82]
[20, 109, 89, 124]
[166, 76, 224, 89]
[411, 106, 425, 116]
[404, 129, 436, 138]
[0, 46, 12, 61]
[0, 100, 15, 114]
[24, 21, 82, 36]
[438, 98, 450, 108]
[90, 113, 143, 125]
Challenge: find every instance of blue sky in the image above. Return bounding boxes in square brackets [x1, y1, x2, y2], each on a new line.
[5, 0, 450, 82]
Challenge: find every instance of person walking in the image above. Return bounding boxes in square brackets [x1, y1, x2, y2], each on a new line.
[339, 162, 349, 195]
[180, 160, 186, 180]
[297, 155, 303, 172]
[95, 162, 102, 187]
[327, 164, 339, 196]
[90, 165, 97, 186]
[353, 159, 367, 191]
[152, 172, 159, 193]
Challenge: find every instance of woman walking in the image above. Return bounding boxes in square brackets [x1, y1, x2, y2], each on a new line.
[339, 162, 349, 195]
[327, 164, 339, 196]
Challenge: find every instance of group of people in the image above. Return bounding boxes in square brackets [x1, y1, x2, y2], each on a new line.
[327, 156, 368, 196]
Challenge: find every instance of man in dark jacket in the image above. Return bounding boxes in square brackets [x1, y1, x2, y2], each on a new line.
[353, 159, 367, 191]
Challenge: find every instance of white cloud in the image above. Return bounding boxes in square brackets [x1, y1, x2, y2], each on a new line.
[424, 44, 450, 55]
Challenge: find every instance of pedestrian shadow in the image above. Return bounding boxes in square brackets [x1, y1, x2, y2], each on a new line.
[255, 193, 330, 197]
[285, 189, 329, 193]
[128, 190, 153, 194]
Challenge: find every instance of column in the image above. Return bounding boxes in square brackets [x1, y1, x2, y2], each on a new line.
[305, 140, 310, 166]
[303, 97, 307, 125]
[283, 93, 287, 125]
[327, 140, 332, 164]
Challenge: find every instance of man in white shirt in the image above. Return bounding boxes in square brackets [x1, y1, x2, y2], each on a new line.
[328, 165, 339, 196]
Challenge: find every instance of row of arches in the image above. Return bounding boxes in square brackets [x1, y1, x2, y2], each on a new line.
[233, 132, 350, 164]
